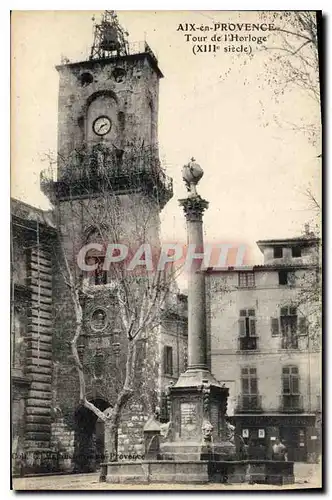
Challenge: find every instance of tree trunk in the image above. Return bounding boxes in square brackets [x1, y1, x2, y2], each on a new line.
[104, 420, 118, 462]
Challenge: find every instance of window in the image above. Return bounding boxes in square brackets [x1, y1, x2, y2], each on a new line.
[94, 256, 107, 285]
[240, 367, 261, 411]
[278, 270, 288, 285]
[239, 310, 257, 350]
[274, 247, 283, 258]
[239, 309, 256, 337]
[298, 316, 308, 336]
[241, 367, 258, 395]
[238, 272, 255, 288]
[271, 308, 307, 343]
[84, 228, 109, 286]
[292, 246, 302, 258]
[282, 366, 299, 394]
[271, 317, 280, 337]
[163, 345, 173, 376]
[280, 306, 298, 349]
[80, 72, 93, 86]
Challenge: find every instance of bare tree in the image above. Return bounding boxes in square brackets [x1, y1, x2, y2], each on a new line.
[257, 11, 321, 146]
[293, 190, 321, 347]
[41, 142, 181, 461]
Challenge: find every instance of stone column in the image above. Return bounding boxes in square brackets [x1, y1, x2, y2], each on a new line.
[179, 196, 209, 371]
[162, 159, 236, 462]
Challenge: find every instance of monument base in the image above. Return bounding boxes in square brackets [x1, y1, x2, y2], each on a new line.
[100, 460, 294, 485]
[160, 441, 236, 461]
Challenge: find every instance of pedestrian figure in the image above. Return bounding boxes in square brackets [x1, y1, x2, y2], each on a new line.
[272, 438, 287, 461]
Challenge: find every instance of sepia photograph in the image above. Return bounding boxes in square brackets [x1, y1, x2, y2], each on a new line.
[10, 9, 322, 490]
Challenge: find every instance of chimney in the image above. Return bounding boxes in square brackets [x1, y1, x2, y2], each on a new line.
[304, 223, 310, 236]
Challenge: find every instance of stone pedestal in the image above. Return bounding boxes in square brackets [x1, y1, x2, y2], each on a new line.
[163, 370, 236, 461]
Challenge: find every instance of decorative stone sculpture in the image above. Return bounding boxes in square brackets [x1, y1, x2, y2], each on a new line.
[202, 420, 213, 443]
[182, 157, 204, 197]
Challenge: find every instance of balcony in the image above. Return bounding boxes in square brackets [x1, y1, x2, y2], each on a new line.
[281, 336, 298, 350]
[236, 394, 263, 413]
[89, 40, 160, 70]
[238, 337, 258, 351]
[40, 144, 173, 208]
[279, 394, 304, 413]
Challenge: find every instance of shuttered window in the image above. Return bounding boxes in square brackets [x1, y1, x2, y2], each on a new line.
[298, 317, 308, 336]
[241, 367, 258, 395]
[163, 346, 173, 376]
[239, 309, 256, 337]
[271, 317, 280, 336]
[282, 366, 300, 394]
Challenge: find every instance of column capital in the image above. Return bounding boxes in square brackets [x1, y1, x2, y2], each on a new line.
[179, 195, 209, 222]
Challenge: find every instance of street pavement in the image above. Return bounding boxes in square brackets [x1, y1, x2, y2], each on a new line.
[12, 463, 322, 491]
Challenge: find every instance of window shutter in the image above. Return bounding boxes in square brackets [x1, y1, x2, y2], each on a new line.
[282, 375, 290, 394]
[239, 318, 246, 337]
[271, 317, 279, 336]
[298, 317, 308, 336]
[280, 307, 288, 316]
[169, 347, 173, 375]
[291, 375, 299, 394]
[250, 377, 258, 395]
[249, 318, 256, 337]
[241, 377, 249, 395]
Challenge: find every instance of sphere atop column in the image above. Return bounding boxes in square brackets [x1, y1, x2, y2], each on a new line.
[182, 158, 204, 197]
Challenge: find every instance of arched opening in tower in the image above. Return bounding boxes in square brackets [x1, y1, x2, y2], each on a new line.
[73, 398, 112, 472]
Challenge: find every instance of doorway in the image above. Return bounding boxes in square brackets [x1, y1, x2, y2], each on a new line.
[73, 398, 111, 472]
[280, 426, 307, 462]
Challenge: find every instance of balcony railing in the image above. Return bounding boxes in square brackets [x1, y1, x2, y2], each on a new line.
[236, 394, 263, 413]
[90, 40, 159, 66]
[238, 337, 258, 351]
[40, 145, 173, 207]
[279, 394, 304, 413]
[281, 336, 299, 349]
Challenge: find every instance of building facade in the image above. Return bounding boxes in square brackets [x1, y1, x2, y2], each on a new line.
[11, 12, 187, 475]
[206, 233, 321, 463]
[11, 199, 57, 474]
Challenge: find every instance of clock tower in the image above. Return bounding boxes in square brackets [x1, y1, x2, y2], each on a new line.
[41, 11, 175, 473]
[47, 10, 171, 208]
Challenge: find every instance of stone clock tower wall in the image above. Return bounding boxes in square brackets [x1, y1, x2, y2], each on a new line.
[56, 53, 160, 176]
[46, 44, 174, 472]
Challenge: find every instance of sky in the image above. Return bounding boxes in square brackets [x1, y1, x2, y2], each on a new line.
[11, 11, 322, 271]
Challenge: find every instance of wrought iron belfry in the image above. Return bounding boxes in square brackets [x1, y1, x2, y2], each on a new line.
[90, 10, 129, 60]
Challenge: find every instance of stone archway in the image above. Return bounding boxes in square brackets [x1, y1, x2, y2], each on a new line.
[73, 399, 111, 472]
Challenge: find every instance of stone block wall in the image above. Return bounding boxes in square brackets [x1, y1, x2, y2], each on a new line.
[50, 418, 75, 472]
[117, 404, 148, 459]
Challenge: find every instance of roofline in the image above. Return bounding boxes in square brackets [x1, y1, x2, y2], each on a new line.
[257, 237, 319, 246]
[11, 214, 57, 236]
[11, 198, 56, 233]
[204, 263, 318, 274]
[11, 197, 49, 214]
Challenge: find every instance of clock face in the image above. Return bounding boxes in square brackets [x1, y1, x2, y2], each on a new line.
[93, 116, 112, 136]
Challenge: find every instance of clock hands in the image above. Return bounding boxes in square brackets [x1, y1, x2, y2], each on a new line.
[93, 117, 111, 136]
[98, 123, 107, 132]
